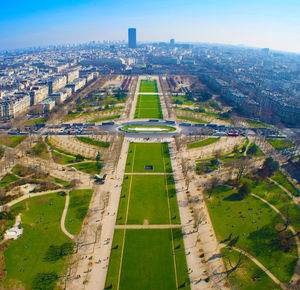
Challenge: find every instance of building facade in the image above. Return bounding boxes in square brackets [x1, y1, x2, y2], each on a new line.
[128, 28, 136, 49]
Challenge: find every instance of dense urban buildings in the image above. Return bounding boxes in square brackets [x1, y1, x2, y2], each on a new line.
[0, 40, 299, 127]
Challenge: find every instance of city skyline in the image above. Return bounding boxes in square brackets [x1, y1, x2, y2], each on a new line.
[1, 0, 300, 54]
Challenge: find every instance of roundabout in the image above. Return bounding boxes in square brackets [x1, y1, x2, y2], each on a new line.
[119, 124, 176, 133]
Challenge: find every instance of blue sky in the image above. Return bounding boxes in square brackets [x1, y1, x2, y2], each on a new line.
[1, 0, 300, 53]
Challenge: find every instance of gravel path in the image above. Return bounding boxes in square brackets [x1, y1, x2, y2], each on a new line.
[60, 191, 74, 239]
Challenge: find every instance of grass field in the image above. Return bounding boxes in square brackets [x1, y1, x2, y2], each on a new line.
[76, 136, 110, 148]
[171, 95, 194, 105]
[68, 162, 102, 174]
[88, 114, 120, 123]
[206, 185, 297, 283]
[105, 229, 190, 290]
[0, 135, 26, 148]
[51, 176, 71, 188]
[24, 117, 46, 125]
[187, 137, 219, 149]
[0, 173, 20, 188]
[272, 171, 299, 197]
[267, 138, 294, 151]
[250, 179, 300, 231]
[125, 143, 172, 173]
[105, 140, 189, 289]
[2, 192, 71, 288]
[177, 115, 207, 123]
[139, 80, 158, 93]
[221, 247, 280, 290]
[65, 189, 93, 235]
[46, 138, 85, 159]
[121, 125, 176, 133]
[134, 94, 163, 119]
[246, 119, 271, 128]
[117, 175, 180, 225]
[51, 150, 77, 164]
[246, 142, 264, 157]
[31, 141, 49, 159]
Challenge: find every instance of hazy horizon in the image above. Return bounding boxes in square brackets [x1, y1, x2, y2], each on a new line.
[1, 0, 300, 54]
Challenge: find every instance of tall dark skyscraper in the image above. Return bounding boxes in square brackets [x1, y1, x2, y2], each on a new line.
[128, 28, 136, 49]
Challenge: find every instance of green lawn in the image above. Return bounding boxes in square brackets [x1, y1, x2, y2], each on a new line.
[121, 125, 176, 133]
[272, 171, 299, 197]
[24, 117, 46, 125]
[88, 114, 120, 123]
[12, 164, 31, 177]
[134, 94, 162, 119]
[68, 162, 102, 174]
[31, 141, 49, 159]
[177, 115, 207, 123]
[246, 119, 271, 128]
[221, 247, 280, 290]
[134, 109, 163, 119]
[51, 176, 71, 188]
[2, 192, 72, 289]
[117, 175, 180, 225]
[51, 150, 77, 164]
[251, 179, 300, 231]
[105, 229, 190, 290]
[246, 142, 264, 157]
[139, 80, 158, 93]
[0, 173, 20, 188]
[0, 136, 26, 148]
[171, 95, 194, 105]
[125, 143, 172, 173]
[187, 137, 219, 149]
[65, 189, 93, 235]
[268, 139, 294, 151]
[46, 138, 81, 158]
[206, 185, 297, 283]
[76, 136, 110, 148]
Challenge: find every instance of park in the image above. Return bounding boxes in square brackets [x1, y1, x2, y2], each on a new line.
[105, 140, 190, 289]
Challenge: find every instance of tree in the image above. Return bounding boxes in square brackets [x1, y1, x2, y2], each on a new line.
[247, 144, 258, 156]
[75, 154, 84, 162]
[96, 151, 101, 163]
[211, 157, 219, 167]
[206, 176, 220, 198]
[260, 157, 279, 178]
[234, 156, 250, 184]
[233, 145, 239, 154]
[238, 182, 252, 199]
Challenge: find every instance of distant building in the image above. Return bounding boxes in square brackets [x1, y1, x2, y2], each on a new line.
[30, 85, 49, 105]
[37, 97, 56, 112]
[128, 28, 136, 49]
[0, 93, 30, 120]
[66, 69, 80, 84]
[48, 75, 67, 95]
[66, 78, 86, 93]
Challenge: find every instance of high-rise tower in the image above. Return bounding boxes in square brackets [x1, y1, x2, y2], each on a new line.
[128, 28, 136, 49]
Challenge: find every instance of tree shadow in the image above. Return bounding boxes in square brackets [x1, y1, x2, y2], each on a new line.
[224, 193, 243, 201]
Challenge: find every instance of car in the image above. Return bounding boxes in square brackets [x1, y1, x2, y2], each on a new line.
[102, 121, 115, 125]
